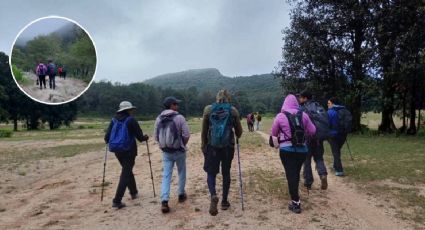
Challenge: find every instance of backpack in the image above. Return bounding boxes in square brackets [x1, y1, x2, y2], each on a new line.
[157, 113, 181, 152]
[209, 103, 233, 148]
[303, 101, 330, 140]
[108, 116, 134, 152]
[283, 111, 306, 147]
[36, 64, 46, 75]
[335, 107, 352, 134]
[47, 63, 57, 75]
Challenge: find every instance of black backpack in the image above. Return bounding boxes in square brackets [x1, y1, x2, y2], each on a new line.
[283, 111, 306, 147]
[335, 107, 352, 134]
[302, 101, 330, 140]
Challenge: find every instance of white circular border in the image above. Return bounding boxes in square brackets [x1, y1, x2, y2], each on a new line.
[9, 15, 98, 105]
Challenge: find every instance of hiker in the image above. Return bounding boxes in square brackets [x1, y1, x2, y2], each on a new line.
[255, 112, 262, 131]
[201, 89, 243, 216]
[298, 91, 329, 190]
[270, 94, 316, 214]
[46, 60, 57, 90]
[154, 96, 190, 214]
[58, 66, 63, 79]
[59, 66, 67, 79]
[327, 97, 352, 177]
[35, 61, 47, 90]
[246, 113, 254, 132]
[104, 101, 149, 209]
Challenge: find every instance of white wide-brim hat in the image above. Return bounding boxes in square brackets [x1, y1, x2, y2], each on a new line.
[117, 101, 137, 113]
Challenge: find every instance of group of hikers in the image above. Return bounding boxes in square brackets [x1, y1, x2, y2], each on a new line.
[35, 60, 67, 90]
[246, 112, 262, 132]
[103, 89, 352, 215]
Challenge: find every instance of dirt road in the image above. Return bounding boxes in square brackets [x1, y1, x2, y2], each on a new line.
[19, 72, 88, 103]
[0, 132, 414, 229]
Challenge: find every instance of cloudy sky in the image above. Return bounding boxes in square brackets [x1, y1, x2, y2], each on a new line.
[0, 0, 290, 83]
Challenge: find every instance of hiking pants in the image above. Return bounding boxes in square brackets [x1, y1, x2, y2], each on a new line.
[113, 153, 138, 203]
[329, 134, 347, 172]
[48, 75, 56, 89]
[38, 75, 46, 89]
[280, 151, 306, 202]
[303, 139, 327, 186]
[161, 151, 186, 202]
[203, 145, 234, 201]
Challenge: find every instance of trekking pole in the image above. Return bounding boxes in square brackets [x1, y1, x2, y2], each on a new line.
[236, 138, 245, 211]
[345, 138, 357, 170]
[101, 144, 108, 202]
[146, 141, 156, 197]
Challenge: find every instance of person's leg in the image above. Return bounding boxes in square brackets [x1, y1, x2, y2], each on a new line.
[314, 140, 328, 176]
[161, 152, 174, 202]
[280, 152, 306, 202]
[42, 75, 46, 89]
[38, 75, 42, 89]
[113, 154, 133, 204]
[127, 154, 138, 196]
[52, 75, 56, 89]
[221, 146, 234, 202]
[303, 151, 313, 188]
[175, 151, 187, 196]
[49, 75, 52, 89]
[329, 137, 343, 173]
[207, 173, 217, 196]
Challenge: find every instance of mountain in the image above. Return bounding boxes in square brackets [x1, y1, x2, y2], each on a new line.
[144, 68, 282, 95]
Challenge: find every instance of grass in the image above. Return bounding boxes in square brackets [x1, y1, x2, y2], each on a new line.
[246, 168, 288, 200]
[12, 64, 29, 85]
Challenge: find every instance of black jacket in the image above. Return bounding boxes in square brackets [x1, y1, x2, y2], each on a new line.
[104, 112, 147, 156]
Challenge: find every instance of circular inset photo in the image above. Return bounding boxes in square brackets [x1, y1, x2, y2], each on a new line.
[10, 16, 97, 105]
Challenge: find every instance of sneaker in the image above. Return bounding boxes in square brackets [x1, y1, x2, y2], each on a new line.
[131, 193, 140, 200]
[221, 200, 230, 210]
[178, 193, 187, 203]
[161, 201, 170, 213]
[112, 202, 126, 209]
[209, 195, 219, 216]
[335, 171, 344, 177]
[288, 200, 301, 214]
[320, 175, 328, 190]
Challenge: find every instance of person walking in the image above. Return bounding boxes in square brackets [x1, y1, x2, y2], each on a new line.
[327, 97, 351, 177]
[255, 112, 262, 131]
[35, 61, 47, 90]
[46, 60, 57, 90]
[298, 91, 328, 190]
[201, 89, 243, 216]
[154, 96, 190, 214]
[270, 94, 316, 214]
[104, 101, 149, 209]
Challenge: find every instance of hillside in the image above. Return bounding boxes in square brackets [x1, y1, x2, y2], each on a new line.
[144, 68, 282, 96]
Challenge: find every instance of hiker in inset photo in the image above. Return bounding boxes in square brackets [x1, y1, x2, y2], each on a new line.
[255, 112, 262, 131]
[104, 101, 149, 209]
[270, 94, 316, 214]
[154, 96, 190, 214]
[298, 90, 329, 191]
[201, 89, 243, 216]
[327, 97, 352, 177]
[35, 61, 47, 90]
[47, 60, 57, 90]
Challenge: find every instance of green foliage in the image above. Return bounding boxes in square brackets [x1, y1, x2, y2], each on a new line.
[11, 64, 27, 84]
[0, 129, 12, 138]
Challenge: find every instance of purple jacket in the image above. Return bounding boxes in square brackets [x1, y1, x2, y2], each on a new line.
[270, 94, 316, 148]
[154, 109, 190, 150]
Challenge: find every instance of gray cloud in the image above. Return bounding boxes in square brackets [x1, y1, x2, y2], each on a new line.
[0, 0, 290, 83]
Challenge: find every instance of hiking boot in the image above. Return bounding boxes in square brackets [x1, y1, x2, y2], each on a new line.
[112, 202, 126, 209]
[335, 171, 344, 177]
[288, 200, 301, 214]
[161, 201, 170, 214]
[178, 193, 187, 203]
[209, 195, 219, 216]
[320, 175, 328, 190]
[131, 193, 140, 200]
[221, 200, 230, 210]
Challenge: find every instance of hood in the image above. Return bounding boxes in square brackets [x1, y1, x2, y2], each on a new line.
[160, 109, 179, 117]
[281, 94, 300, 112]
[115, 111, 130, 121]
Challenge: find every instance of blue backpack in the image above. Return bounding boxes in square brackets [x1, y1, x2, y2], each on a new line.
[108, 116, 134, 152]
[209, 103, 232, 148]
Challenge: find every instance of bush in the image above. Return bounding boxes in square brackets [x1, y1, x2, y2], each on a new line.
[0, 130, 13, 138]
[12, 64, 27, 84]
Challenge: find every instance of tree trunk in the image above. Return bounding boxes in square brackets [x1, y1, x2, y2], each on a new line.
[379, 107, 396, 133]
[418, 109, 421, 131]
[351, 94, 362, 132]
[407, 97, 417, 135]
[400, 93, 407, 133]
[13, 118, 18, 131]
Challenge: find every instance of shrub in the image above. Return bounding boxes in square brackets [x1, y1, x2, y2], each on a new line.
[0, 130, 13, 138]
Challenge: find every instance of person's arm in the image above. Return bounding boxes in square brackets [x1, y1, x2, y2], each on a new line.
[303, 112, 316, 136]
[153, 117, 159, 142]
[128, 117, 147, 142]
[178, 115, 190, 146]
[201, 106, 211, 149]
[104, 120, 113, 143]
[232, 107, 243, 138]
[270, 114, 282, 137]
